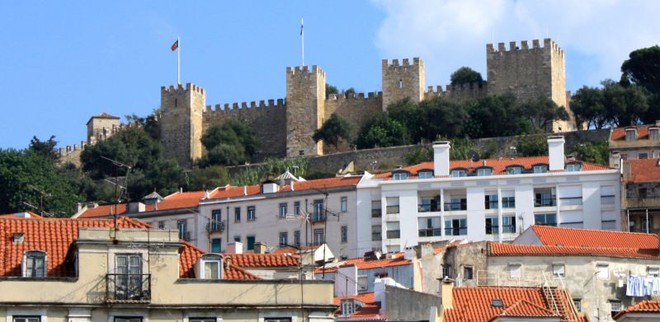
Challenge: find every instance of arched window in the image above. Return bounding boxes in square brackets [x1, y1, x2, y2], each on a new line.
[23, 250, 46, 277]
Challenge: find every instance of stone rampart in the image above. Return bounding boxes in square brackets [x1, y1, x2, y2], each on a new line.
[424, 83, 488, 103]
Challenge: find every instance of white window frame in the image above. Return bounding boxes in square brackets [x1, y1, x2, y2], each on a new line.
[200, 255, 222, 280]
[357, 275, 368, 291]
[7, 310, 47, 322]
[23, 250, 47, 277]
[278, 203, 287, 218]
[450, 169, 467, 177]
[509, 263, 522, 279]
[552, 263, 565, 277]
[340, 196, 348, 212]
[418, 170, 434, 179]
[596, 263, 609, 280]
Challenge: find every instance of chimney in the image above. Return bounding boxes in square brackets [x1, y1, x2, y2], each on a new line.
[226, 242, 243, 254]
[261, 181, 278, 194]
[127, 202, 146, 213]
[547, 136, 565, 171]
[440, 278, 454, 311]
[254, 242, 268, 254]
[433, 141, 451, 177]
[610, 152, 622, 169]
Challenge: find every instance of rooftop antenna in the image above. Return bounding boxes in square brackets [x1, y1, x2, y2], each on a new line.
[101, 156, 132, 231]
[28, 184, 51, 216]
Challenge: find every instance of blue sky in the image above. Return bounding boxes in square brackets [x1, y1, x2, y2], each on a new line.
[1, 1, 659, 150]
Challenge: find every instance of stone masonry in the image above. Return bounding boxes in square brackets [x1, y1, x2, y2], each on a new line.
[154, 38, 575, 168]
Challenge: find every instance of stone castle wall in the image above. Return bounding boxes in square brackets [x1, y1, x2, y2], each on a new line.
[160, 83, 205, 168]
[382, 58, 425, 109]
[424, 83, 488, 103]
[286, 65, 326, 157]
[325, 91, 383, 141]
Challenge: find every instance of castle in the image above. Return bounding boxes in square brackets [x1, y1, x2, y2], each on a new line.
[86, 38, 575, 168]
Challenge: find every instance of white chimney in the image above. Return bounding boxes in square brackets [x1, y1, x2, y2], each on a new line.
[548, 136, 565, 171]
[433, 141, 451, 177]
[226, 242, 243, 254]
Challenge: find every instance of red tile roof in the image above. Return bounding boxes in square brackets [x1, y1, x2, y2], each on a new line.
[611, 124, 656, 141]
[444, 286, 584, 322]
[614, 300, 660, 320]
[0, 217, 258, 280]
[316, 253, 411, 274]
[625, 158, 660, 183]
[489, 243, 659, 259]
[375, 156, 611, 179]
[334, 293, 385, 321]
[0, 212, 42, 219]
[223, 253, 300, 268]
[529, 225, 658, 249]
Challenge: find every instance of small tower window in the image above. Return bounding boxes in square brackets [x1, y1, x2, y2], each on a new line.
[23, 250, 47, 277]
[398, 79, 403, 89]
[174, 98, 178, 108]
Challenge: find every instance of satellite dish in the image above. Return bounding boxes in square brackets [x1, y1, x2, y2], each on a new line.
[469, 150, 480, 162]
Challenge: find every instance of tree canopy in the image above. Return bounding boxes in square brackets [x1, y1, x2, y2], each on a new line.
[450, 67, 484, 86]
[199, 119, 259, 167]
[313, 113, 352, 149]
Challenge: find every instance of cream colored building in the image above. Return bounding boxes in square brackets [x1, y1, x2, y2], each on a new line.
[0, 217, 335, 322]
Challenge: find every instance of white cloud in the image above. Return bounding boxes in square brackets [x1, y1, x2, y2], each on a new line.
[373, 0, 660, 91]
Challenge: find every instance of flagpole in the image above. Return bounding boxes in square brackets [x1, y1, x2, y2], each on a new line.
[177, 36, 181, 85]
[301, 18, 305, 67]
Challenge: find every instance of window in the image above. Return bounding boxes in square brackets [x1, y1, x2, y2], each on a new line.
[372, 225, 382, 241]
[463, 266, 473, 280]
[506, 166, 523, 174]
[573, 299, 582, 312]
[509, 263, 522, 279]
[650, 128, 659, 140]
[341, 299, 356, 316]
[294, 230, 301, 247]
[247, 206, 256, 221]
[371, 200, 382, 217]
[419, 196, 440, 212]
[445, 218, 467, 236]
[23, 250, 46, 277]
[294, 201, 301, 216]
[648, 266, 660, 276]
[211, 238, 221, 253]
[211, 209, 222, 231]
[157, 221, 165, 229]
[535, 213, 557, 226]
[246, 236, 256, 251]
[13, 317, 40, 322]
[279, 203, 287, 218]
[596, 263, 609, 279]
[115, 254, 143, 300]
[177, 219, 189, 240]
[442, 265, 452, 278]
[190, 318, 216, 322]
[625, 128, 637, 141]
[502, 196, 515, 208]
[610, 301, 622, 317]
[418, 217, 441, 237]
[341, 196, 348, 212]
[392, 171, 409, 180]
[565, 163, 582, 172]
[533, 164, 548, 173]
[200, 254, 222, 279]
[234, 236, 241, 242]
[341, 225, 348, 243]
[279, 231, 288, 247]
[313, 228, 325, 245]
[450, 169, 467, 177]
[552, 263, 565, 277]
[418, 170, 434, 179]
[264, 319, 291, 322]
[386, 197, 400, 214]
[234, 207, 241, 222]
[445, 196, 467, 211]
[639, 152, 649, 159]
[358, 275, 368, 291]
[114, 318, 142, 322]
[386, 222, 400, 239]
[476, 167, 493, 176]
[486, 217, 515, 234]
[313, 199, 325, 221]
[534, 188, 556, 207]
[485, 194, 498, 209]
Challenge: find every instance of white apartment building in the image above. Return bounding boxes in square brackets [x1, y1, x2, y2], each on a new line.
[356, 136, 621, 255]
[198, 175, 362, 259]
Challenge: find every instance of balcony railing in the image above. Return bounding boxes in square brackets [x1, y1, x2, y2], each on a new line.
[386, 205, 400, 214]
[371, 208, 382, 217]
[206, 220, 225, 233]
[418, 203, 440, 212]
[106, 273, 151, 302]
[179, 231, 192, 241]
[311, 213, 327, 223]
[534, 197, 556, 207]
[444, 201, 467, 211]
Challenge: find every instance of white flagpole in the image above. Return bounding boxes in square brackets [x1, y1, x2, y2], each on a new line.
[177, 36, 181, 85]
[301, 18, 305, 66]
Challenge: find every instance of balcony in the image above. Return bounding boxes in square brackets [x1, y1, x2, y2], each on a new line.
[371, 208, 382, 218]
[106, 273, 151, 303]
[418, 203, 440, 213]
[386, 205, 400, 214]
[534, 197, 556, 207]
[444, 201, 467, 211]
[206, 220, 225, 233]
[311, 213, 327, 223]
[179, 231, 192, 241]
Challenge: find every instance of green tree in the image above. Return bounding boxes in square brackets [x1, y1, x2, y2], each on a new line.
[386, 98, 423, 142]
[621, 45, 660, 92]
[125, 109, 161, 140]
[568, 141, 609, 165]
[419, 96, 468, 140]
[326, 84, 339, 96]
[450, 67, 485, 86]
[0, 149, 82, 216]
[313, 113, 353, 149]
[184, 166, 230, 191]
[516, 134, 548, 157]
[602, 80, 649, 127]
[465, 94, 525, 138]
[29, 135, 59, 162]
[200, 120, 259, 166]
[519, 96, 568, 131]
[355, 112, 410, 149]
[570, 86, 607, 129]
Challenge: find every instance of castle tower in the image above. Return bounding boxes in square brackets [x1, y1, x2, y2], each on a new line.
[487, 39, 575, 132]
[86, 112, 120, 145]
[286, 65, 326, 157]
[382, 57, 425, 110]
[160, 83, 205, 168]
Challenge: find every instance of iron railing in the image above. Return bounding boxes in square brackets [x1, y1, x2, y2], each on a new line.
[106, 273, 151, 302]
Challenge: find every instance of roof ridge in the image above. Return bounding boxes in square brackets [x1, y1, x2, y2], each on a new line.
[499, 299, 559, 317]
[533, 224, 658, 237]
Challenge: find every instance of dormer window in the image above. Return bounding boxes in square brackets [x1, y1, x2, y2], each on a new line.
[476, 167, 493, 176]
[392, 170, 410, 180]
[341, 299, 361, 316]
[533, 164, 548, 173]
[417, 170, 433, 179]
[23, 250, 46, 277]
[506, 166, 523, 175]
[625, 128, 637, 141]
[450, 169, 467, 177]
[650, 127, 659, 140]
[200, 254, 223, 280]
[565, 162, 582, 172]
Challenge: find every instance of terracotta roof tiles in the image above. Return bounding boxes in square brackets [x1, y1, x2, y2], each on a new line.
[625, 158, 660, 183]
[316, 253, 410, 274]
[530, 225, 658, 249]
[489, 242, 659, 259]
[334, 293, 385, 321]
[223, 253, 300, 268]
[613, 300, 660, 320]
[611, 124, 656, 141]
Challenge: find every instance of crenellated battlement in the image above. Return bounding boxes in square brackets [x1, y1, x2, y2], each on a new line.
[286, 65, 325, 77]
[205, 98, 286, 113]
[326, 91, 381, 101]
[382, 57, 422, 69]
[161, 82, 205, 95]
[487, 38, 564, 57]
